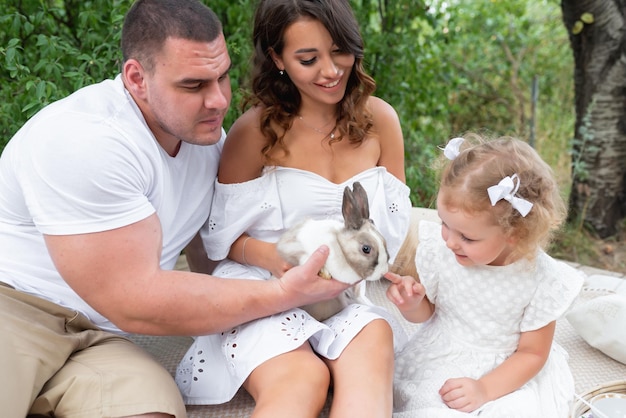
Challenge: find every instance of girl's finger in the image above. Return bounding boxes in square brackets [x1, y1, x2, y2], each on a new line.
[403, 281, 415, 297]
[413, 282, 422, 294]
[384, 271, 402, 284]
[386, 286, 404, 305]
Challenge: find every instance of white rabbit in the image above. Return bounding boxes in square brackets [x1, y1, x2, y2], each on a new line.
[276, 181, 390, 321]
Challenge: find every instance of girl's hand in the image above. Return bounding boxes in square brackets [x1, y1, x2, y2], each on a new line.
[384, 272, 434, 323]
[384, 271, 424, 307]
[439, 377, 488, 413]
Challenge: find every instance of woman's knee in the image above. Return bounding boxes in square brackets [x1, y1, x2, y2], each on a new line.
[367, 317, 393, 336]
[245, 344, 330, 401]
[329, 319, 394, 377]
[355, 319, 394, 353]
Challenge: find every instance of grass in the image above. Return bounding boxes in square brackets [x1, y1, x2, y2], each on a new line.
[549, 225, 604, 267]
[549, 219, 626, 273]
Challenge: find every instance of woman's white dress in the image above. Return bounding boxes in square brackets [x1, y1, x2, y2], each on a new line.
[393, 221, 584, 417]
[176, 166, 411, 405]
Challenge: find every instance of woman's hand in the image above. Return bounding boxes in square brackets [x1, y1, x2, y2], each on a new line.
[269, 242, 293, 278]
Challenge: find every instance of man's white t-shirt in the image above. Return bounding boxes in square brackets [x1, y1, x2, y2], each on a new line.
[0, 75, 223, 333]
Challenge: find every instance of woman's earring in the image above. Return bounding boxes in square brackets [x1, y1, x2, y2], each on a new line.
[279, 70, 284, 76]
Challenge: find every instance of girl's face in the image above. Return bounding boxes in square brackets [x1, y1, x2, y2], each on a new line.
[436, 192, 516, 267]
[272, 17, 355, 109]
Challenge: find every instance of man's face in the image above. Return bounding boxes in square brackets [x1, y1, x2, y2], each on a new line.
[139, 34, 232, 155]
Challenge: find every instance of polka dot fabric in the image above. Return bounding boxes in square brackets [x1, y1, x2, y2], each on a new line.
[393, 221, 584, 417]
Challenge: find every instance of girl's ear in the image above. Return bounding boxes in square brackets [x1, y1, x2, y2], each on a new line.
[505, 231, 519, 246]
[269, 48, 284, 71]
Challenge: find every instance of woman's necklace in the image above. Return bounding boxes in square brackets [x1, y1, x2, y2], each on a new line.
[298, 115, 336, 139]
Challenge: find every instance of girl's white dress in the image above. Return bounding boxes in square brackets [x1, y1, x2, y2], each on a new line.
[176, 166, 411, 405]
[393, 221, 584, 418]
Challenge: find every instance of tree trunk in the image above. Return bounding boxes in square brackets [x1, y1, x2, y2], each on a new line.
[561, 0, 626, 238]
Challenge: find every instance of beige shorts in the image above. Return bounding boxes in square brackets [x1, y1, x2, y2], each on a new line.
[0, 282, 187, 418]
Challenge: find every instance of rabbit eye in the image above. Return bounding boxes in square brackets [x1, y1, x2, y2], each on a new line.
[361, 245, 372, 254]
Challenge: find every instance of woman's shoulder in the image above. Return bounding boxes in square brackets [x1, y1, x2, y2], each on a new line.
[220, 106, 267, 183]
[367, 96, 400, 123]
[365, 96, 404, 173]
[227, 106, 263, 139]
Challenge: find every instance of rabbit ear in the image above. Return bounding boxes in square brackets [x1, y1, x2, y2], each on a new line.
[352, 182, 371, 219]
[342, 181, 370, 230]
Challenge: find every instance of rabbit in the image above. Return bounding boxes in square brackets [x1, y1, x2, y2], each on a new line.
[276, 181, 390, 321]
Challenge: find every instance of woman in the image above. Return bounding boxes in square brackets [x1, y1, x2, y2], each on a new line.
[176, 1, 411, 416]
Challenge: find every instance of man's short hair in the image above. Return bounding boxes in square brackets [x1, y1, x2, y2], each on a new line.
[121, 0, 222, 72]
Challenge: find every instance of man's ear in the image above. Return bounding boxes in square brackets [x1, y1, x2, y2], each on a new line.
[122, 59, 147, 100]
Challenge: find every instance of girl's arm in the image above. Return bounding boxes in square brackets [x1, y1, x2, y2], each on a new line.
[479, 321, 555, 397]
[440, 321, 555, 412]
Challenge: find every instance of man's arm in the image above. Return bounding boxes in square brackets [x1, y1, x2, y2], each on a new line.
[44, 213, 348, 336]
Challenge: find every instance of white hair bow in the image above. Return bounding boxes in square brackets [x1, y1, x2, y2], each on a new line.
[487, 174, 533, 217]
[440, 137, 465, 160]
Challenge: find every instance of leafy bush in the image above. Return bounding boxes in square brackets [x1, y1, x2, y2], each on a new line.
[1, 0, 127, 145]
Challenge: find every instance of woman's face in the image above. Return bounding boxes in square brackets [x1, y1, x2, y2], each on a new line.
[272, 17, 355, 109]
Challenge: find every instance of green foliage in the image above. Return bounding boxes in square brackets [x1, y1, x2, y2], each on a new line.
[209, 0, 255, 128]
[1, 0, 574, 211]
[438, 1, 574, 160]
[1, 0, 127, 144]
[0, 0, 253, 149]
[354, 1, 448, 206]
[354, 0, 574, 207]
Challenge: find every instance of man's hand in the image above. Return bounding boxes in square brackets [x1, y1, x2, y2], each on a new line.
[277, 245, 350, 306]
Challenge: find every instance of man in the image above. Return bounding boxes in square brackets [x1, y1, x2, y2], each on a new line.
[0, 1, 349, 417]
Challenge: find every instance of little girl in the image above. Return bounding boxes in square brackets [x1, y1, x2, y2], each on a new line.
[386, 134, 584, 417]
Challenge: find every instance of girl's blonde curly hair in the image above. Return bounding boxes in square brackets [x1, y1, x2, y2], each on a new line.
[436, 133, 567, 261]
